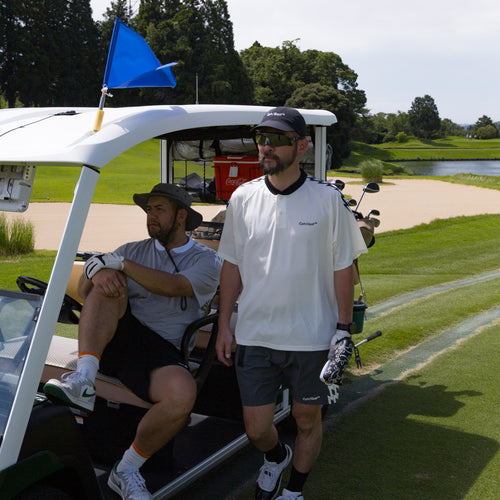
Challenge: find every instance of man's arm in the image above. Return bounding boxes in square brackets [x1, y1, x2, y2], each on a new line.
[121, 258, 194, 297]
[78, 268, 127, 300]
[334, 264, 355, 325]
[319, 264, 356, 386]
[78, 256, 194, 299]
[216, 260, 242, 367]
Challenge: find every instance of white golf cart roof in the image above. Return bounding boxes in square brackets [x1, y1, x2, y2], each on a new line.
[0, 104, 336, 169]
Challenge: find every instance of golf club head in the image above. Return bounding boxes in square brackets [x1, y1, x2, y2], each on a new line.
[347, 198, 357, 207]
[364, 182, 380, 194]
[368, 209, 380, 217]
[370, 217, 380, 228]
[355, 182, 380, 211]
[333, 179, 345, 191]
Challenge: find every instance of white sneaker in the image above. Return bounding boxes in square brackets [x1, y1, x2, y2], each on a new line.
[256, 444, 293, 499]
[108, 462, 152, 500]
[276, 488, 304, 499]
[43, 371, 96, 412]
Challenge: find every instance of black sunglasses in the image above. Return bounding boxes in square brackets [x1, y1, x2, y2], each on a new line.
[255, 132, 301, 147]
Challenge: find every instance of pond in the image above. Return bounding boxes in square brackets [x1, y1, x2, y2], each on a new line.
[397, 160, 500, 176]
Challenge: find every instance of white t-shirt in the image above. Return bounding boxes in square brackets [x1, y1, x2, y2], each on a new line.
[116, 237, 222, 350]
[218, 172, 367, 351]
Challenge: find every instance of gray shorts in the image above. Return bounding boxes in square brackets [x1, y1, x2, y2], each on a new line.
[235, 345, 330, 406]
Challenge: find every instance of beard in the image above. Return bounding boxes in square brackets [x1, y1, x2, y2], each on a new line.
[147, 220, 176, 247]
[260, 145, 298, 175]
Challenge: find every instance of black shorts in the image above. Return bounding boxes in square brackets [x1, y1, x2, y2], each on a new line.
[235, 345, 331, 406]
[99, 307, 188, 403]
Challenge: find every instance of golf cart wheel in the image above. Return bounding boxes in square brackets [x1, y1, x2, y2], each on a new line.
[14, 485, 73, 500]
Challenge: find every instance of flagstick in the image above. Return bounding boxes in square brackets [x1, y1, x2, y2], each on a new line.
[93, 86, 112, 132]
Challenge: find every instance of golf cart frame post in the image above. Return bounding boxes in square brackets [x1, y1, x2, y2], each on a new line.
[0, 104, 336, 498]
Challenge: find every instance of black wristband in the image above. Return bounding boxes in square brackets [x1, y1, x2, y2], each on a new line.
[336, 322, 355, 334]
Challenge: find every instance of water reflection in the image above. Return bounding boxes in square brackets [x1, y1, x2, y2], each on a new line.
[397, 160, 500, 176]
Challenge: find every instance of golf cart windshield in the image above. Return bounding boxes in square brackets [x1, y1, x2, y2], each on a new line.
[0, 290, 42, 437]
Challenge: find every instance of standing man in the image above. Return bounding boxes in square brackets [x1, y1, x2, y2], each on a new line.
[216, 107, 367, 500]
[44, 184, 221, 500]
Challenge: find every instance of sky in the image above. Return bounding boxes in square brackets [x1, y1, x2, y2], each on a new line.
[90, 0, 500, 124]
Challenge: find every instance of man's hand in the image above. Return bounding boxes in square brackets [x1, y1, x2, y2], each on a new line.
[90, 268, 127, 298]
[320, 329, 354, 385]
[84, 252, 124, 280]
[215, 326, 235, 367]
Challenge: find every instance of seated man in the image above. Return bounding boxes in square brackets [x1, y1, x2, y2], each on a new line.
[44, 183, 222, 500]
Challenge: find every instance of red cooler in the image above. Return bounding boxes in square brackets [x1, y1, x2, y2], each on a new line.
[213, 155, 261, 200]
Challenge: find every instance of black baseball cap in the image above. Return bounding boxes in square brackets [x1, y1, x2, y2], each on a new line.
[133, 183, 203, 231]
[253, 107, 307, 138]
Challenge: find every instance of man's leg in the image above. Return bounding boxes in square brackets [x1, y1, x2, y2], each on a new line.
[135, 364, 197, 456]
[244, 404, 293, 500]
[290, 401, 323, 472]
[78, 284, 128, 356]
[243, 403, 278, 452]
[43, 285, 127, 411]
[278, 401, 322, 499]
[108, 365, 197, 499]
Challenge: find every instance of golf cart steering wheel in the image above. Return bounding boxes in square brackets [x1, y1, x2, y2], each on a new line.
[16, 276, 82, 325]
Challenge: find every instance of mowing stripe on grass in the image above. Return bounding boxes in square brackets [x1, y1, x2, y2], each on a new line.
[329, 304, 500, 419]
[367, 268, 500, 318]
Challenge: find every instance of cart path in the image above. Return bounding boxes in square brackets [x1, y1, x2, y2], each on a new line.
[367, 268, 500, 318]
[329, 270, 500, 419]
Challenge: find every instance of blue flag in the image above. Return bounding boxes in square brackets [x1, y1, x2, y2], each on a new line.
[103, 18, 177, 89]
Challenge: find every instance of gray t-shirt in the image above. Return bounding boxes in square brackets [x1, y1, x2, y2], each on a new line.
[116, 237, 221, 350]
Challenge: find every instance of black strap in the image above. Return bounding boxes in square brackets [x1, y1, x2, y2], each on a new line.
[165, 247, 187, 311]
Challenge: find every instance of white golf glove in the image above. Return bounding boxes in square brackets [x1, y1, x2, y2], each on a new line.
[84, 252, 124, 280]
[320, 329, 354, 385]
[328, 329, 351, 359]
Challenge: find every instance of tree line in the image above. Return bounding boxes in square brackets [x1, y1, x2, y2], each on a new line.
[1, 0, 495, 170]
[356, 94, 499, 144]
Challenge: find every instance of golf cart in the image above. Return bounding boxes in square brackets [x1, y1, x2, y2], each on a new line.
[0, 104, 341, 499]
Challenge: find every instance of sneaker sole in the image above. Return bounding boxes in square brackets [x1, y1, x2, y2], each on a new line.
[43, 383, 95, 412]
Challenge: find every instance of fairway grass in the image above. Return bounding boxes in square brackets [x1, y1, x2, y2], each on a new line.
[310, 323, 500, 500]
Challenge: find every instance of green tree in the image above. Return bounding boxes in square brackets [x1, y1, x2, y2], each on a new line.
[134, 0, 252, 105]
[475, 115, 493, 128]
[352, 112, 388, 144]
[0, 1, 24, 107]
[286, 83, 355, 168]
[385, 112, 411, 141]
[440, 118, 466, 137]
[1, 0, 102, 107]
[240, 40, 366, 115]
[240, 41, 300, 106]
[408, 94, 441, 139]
[240, 40, 365, 167]
[57, 0, 103, 106]
[476, 124, 498, 139]
[352, 111, 411, 144]
[301, 49, 366, 115]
